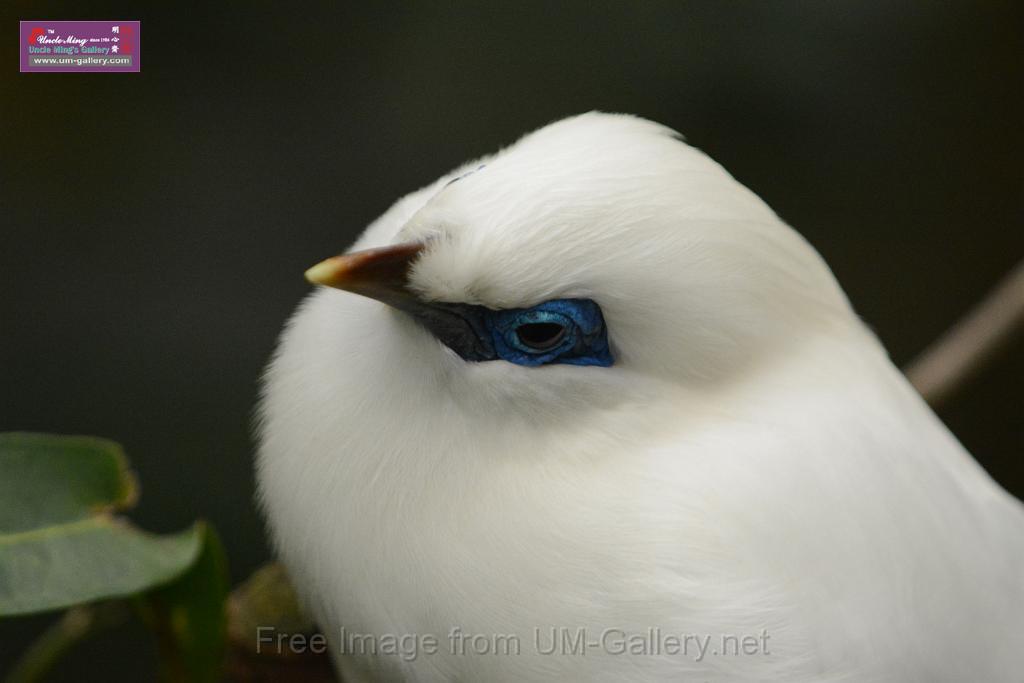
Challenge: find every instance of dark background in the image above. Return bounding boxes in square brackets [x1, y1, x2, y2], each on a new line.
[1, 2, 1021, 679]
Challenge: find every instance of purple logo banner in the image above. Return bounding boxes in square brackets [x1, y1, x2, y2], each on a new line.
[20, 21, 140, 73]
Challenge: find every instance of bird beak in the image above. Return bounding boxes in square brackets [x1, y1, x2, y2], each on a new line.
[304, 242, 427, 312]
[304, 241, 497, 361]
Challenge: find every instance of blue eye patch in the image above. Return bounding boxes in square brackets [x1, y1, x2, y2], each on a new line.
[486, 299, 612, 367]
[411, 298, 613, 368]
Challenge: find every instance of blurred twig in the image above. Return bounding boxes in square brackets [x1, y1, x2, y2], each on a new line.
[906, 259, 1024, 407]
[5, 602, 130, 683]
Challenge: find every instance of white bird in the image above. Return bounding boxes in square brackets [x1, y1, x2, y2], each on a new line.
[256, 113, 1024, 682]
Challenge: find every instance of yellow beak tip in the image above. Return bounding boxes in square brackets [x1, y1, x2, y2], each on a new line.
[304, 260, 338, 286]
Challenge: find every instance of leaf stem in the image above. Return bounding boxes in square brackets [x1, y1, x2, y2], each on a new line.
[5, 602, 129, 683]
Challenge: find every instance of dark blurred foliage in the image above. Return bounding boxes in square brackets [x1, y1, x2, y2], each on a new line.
[1, 2, 1021, 679]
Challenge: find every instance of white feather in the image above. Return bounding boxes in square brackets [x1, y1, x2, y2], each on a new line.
[257, 112, 1024, 682]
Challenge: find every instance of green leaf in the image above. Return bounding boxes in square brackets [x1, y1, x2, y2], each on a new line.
[0, 432, 136, 534]
[141, 522, 229, 683]
[0, 433, 203, 617]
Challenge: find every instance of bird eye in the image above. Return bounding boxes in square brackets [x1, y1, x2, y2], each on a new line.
[514, 322, 567, 351]
[481, 299, 611, 367]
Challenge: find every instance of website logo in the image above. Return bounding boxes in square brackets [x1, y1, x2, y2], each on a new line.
[20, 21, 141, 73]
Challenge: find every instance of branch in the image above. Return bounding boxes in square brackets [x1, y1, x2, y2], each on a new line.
[905, 259, 1024, 407]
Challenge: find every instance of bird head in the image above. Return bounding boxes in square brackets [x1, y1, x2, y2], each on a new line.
[273, 113, 856, 431]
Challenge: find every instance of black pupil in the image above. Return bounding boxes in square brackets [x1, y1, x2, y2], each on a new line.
[515, 322, 566, 351]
